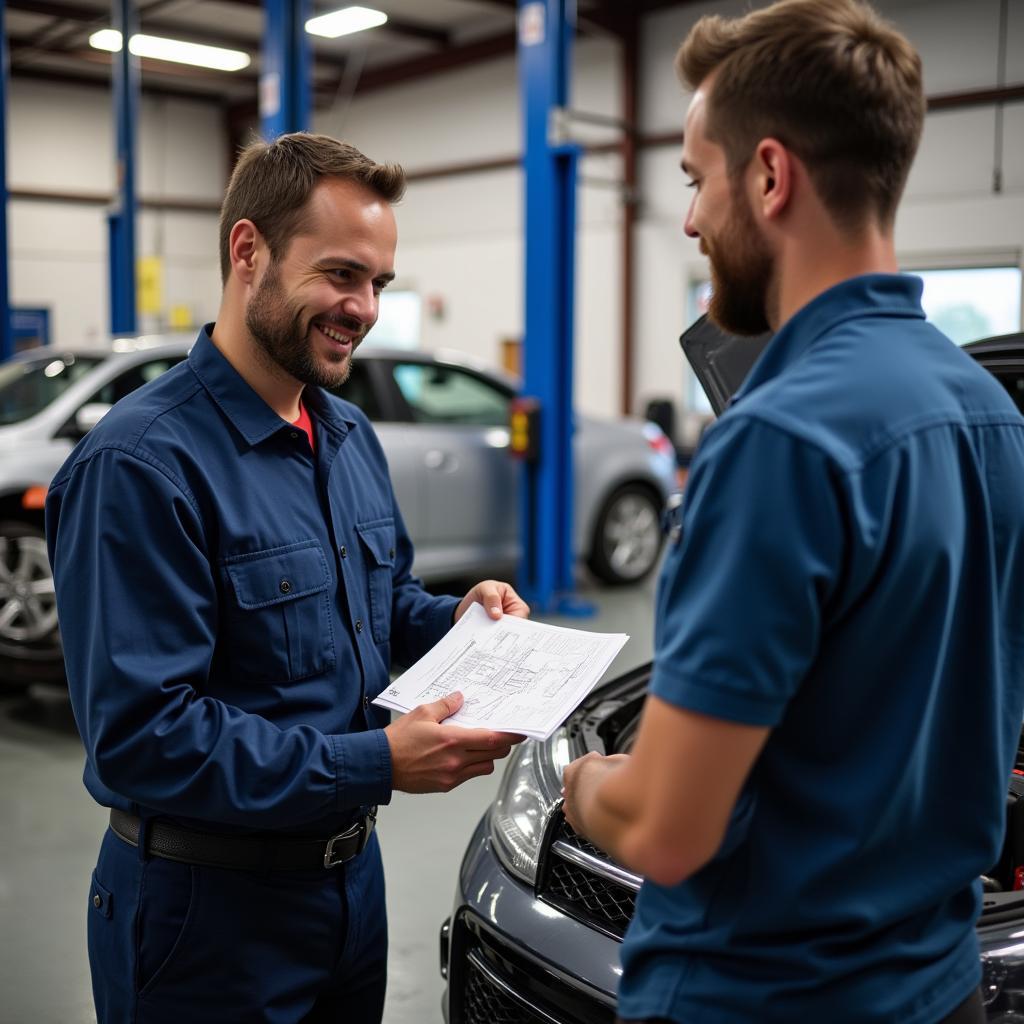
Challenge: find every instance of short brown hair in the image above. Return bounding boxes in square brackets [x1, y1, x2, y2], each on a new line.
[218, 132, 406, 283]
[676, 0, 924, 230]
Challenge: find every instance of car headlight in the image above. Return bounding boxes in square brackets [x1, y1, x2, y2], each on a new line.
[984, 939, 1024, 1021]
[489, 729, 572, 885]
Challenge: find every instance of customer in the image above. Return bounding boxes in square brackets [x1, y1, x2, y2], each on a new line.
[562, 3, 1024, 1023]
[47, 133, 527, 1023]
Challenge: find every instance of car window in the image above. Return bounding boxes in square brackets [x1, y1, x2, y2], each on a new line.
[91, 357, 185, 406]
[328, 359, 382, 420]
[0, 354, 104, 425]
[391, 362, 510, 426]
[991, 369, 1024, 415]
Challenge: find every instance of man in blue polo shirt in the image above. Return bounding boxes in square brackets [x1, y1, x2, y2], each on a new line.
[46, 134, 527, 1023]
[562, 2, 1024, 1023]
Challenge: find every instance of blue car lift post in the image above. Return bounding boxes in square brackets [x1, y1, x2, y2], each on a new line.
[261, 0, 311, 139]
[108, 0, 139, 336]
[0, 3, 13, 363]
[517, 0, 591, 616]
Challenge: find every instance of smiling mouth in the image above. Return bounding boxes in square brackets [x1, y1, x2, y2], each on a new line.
[314, 321, 358, 347]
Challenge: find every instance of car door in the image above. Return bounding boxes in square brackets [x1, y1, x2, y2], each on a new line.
[329, 358, 424, 551]
[386, 359, 517, 579]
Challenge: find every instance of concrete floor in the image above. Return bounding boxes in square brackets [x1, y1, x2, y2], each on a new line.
[0, 575, 657, 1024]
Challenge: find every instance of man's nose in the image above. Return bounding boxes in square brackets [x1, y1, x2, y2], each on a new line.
[341, 281, 378, 324]
[683, 196, 700, 239]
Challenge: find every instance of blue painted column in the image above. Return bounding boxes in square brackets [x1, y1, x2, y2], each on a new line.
[261, 0, 311, 139]
[108, 0, 139, 335]
[0, 3, 13, 362]
[517, 0, 586, 614]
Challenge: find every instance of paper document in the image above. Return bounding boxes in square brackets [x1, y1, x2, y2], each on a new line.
[373, 604, 629, 740]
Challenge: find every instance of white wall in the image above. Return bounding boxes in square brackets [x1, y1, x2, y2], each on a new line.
[8, 0, 1023, 420]
[8, 80, 224, 346]
[313, 37, 626, 417]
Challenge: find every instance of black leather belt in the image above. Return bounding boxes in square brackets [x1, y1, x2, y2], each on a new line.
[109, 808, 377, 872]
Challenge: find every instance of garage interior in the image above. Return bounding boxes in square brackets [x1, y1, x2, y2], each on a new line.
[0, 0, 1022, 1022]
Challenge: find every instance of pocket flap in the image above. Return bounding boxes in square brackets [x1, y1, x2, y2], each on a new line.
[91, 872, 113, 919]
[224, 541, 330, 609]
[356, 519, 396, 568]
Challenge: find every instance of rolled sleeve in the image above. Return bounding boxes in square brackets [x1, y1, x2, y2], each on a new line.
[651, 415, 844, 725]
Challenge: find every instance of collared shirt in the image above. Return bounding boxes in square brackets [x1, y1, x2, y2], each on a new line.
[618, 275, 1024, 1023]
[46, 326, 458, 835]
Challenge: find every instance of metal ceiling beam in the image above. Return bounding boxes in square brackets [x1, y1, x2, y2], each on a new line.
[219, 0, 451, 47]
[9, 63, 231, 103]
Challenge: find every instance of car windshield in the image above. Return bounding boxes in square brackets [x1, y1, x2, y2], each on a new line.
[0, 354, 103, 425]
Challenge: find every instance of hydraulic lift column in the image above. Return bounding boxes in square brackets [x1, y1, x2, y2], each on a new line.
[261, 0, 311, 139]
[517, 0, 587, 615]
[108, 0, 139, 336]
[0, 3, 11, 361]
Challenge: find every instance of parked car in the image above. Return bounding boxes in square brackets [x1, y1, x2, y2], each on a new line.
[440, 328, 1024, 1024]
[0, 335, 676, 685]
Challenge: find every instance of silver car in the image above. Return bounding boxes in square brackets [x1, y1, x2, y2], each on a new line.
[0, 335, 677, 685]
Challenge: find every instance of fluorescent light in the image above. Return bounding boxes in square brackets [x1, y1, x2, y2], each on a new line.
[305, 6, 388, 39]
[88, 30, 251, 72]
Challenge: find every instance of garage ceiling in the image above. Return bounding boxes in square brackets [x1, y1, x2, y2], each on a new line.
[7, 0, 693, 108]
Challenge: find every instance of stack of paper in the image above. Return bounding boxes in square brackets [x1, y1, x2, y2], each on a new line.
[373, 603, 630, 741]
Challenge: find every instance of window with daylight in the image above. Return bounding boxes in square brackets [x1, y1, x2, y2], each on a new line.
[906, 267, 1022, 346]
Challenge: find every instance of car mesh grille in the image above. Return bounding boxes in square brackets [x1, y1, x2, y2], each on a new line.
[451, 912, 615, 1024]
[463, 958, 548, 1024]
[539, 820, 637, 939]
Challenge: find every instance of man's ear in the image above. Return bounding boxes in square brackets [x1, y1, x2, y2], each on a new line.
[751, 138, 792, 222]
[228, 219, 263, 285]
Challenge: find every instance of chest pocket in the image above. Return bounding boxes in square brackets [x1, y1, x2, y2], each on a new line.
[222, 540, 336, 683]
[355, 518, 396, 645]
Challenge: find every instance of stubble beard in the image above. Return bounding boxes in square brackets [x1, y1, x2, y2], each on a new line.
[705, 180, 775, 337]
[245, 261, 365, 390]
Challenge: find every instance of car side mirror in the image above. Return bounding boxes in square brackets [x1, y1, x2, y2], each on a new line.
[75, 402, 113, 434]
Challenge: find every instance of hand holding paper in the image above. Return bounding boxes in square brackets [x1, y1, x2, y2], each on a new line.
[374, 604, 629, 741]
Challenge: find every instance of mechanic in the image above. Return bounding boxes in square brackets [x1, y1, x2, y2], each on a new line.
[562, 3, 1024, 1023]
[46, 133, 527, 1023]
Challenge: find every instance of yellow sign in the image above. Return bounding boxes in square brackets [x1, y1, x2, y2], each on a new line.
[137, 256, 163, 315]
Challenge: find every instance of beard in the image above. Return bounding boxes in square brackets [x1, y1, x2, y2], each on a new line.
[245, 262, 365, 390]
[704, 181, 774, 337]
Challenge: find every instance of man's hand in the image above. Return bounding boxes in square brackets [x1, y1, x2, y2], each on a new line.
[455, 580, 529, 623]
[385, 691, 523, 794]
[562, 752, 630, 836]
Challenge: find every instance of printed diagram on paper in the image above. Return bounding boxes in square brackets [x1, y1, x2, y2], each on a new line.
[372, 603, 629, 739]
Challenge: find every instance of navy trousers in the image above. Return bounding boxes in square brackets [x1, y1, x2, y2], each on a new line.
[87, 824, 388, 1023]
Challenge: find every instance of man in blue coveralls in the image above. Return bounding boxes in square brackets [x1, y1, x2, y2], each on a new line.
[46, 133, 529, 1023]
[563, 2, 1024, 1023]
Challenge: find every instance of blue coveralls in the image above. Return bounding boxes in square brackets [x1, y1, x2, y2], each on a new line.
[46, 326, 459, 1023]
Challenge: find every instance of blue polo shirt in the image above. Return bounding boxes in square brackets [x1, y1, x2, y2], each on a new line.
[46, 326, 458, 835]
[618, 275, 1024, 1023]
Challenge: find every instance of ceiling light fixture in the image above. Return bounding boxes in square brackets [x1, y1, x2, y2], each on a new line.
[305, 5, 388, 39]
[88, 29, 251, 72]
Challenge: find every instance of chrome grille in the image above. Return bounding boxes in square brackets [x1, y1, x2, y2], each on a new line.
[539, 820, 640, 940]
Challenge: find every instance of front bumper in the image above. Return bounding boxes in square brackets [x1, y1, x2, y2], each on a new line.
[443, 815, 1024, 1023]
[442, 814, 620, 1024]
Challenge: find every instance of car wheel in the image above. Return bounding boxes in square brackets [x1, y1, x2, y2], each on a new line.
[0, 521, 65, 686]
[587, 485, 664, 586]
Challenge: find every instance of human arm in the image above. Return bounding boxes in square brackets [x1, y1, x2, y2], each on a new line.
[562, 700, 769, 885]
[562, 414, 844, 884]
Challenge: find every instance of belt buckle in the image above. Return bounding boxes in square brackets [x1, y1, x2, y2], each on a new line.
[323, 809, 377, 869]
